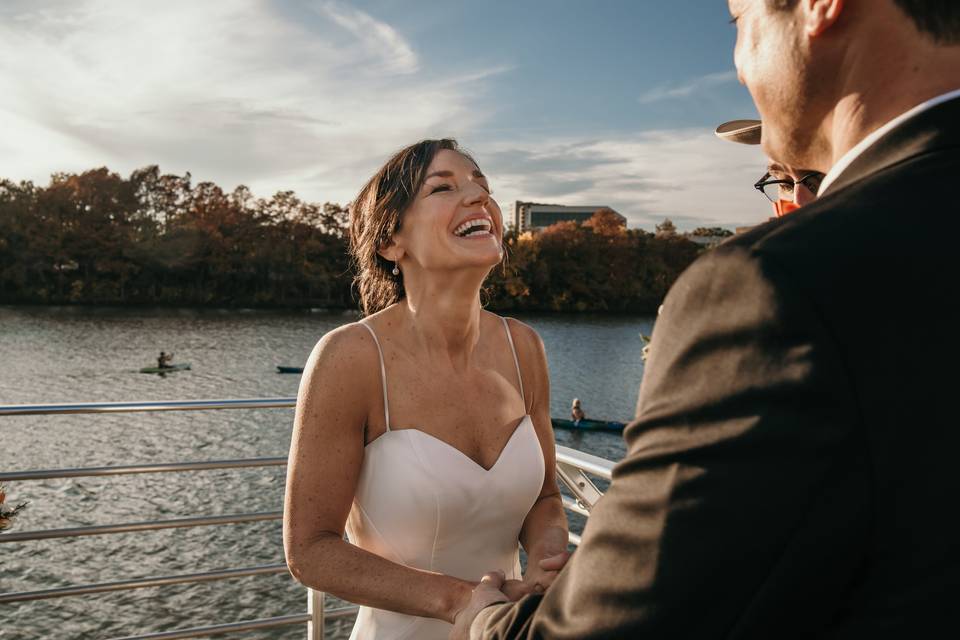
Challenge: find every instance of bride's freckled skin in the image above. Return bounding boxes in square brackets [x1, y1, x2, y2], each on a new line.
[282, 140, 569, 637]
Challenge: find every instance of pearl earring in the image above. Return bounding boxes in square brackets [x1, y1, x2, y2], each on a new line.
[392, 263, 400, 276]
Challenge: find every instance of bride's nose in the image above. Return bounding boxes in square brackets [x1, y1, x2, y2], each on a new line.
[462, 182, 490, 207]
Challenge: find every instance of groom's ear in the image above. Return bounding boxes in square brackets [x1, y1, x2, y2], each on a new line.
[801, 0, 845, 38]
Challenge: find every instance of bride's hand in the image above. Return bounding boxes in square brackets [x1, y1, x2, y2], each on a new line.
[500, 579, 533, 601]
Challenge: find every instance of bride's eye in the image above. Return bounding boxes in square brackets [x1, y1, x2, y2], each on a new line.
[429, 184, 453, 194]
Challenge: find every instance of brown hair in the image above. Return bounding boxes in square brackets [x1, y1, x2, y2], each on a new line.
[349, 138, 480, 316]
[892, 0, 960, 43]
[767, 0, 960, 44]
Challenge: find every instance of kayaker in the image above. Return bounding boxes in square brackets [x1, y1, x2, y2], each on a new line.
[157, 352, 173, 369]
[571, 398, 586, 425]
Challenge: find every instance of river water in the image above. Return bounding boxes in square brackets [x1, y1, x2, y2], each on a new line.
[0, 305, 653, 639]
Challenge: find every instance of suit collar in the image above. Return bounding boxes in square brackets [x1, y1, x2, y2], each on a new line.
[822, 94, 960, 196]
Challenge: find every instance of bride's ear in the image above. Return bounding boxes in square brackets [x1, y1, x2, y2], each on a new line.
[377, 238, 405, 264]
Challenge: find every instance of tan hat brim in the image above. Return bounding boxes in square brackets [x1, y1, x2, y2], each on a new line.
[715, 119, 762, 145]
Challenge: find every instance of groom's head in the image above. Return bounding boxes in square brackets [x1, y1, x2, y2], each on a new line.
[729, 0, 960, 172]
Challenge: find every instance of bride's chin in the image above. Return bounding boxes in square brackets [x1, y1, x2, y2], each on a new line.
[447, 244, 502, 267]
[464, 252, 503, 269]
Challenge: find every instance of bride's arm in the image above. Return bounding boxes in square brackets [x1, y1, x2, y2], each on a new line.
[509, 320, 570, 591]
[282, 324, 475, 622]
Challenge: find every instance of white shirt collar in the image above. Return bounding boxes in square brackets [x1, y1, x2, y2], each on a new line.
[819, 87, 960, 195]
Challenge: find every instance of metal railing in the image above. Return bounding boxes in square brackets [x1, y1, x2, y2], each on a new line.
[0, 398, 614, 639]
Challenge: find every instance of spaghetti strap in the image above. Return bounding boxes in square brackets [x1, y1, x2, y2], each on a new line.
[359, 322, 391, 431]
[501, 317, 525, 406]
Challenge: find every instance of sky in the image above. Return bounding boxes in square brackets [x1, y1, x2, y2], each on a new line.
[0, 0, 769, 231]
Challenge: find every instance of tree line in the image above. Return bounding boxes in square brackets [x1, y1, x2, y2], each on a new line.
[0, 166, 723, 314]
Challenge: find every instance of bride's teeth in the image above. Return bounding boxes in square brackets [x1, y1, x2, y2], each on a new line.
[454, 218, 492, 237]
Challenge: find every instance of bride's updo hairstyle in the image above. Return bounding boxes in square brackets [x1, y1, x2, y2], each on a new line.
[350, 138, 479, 316]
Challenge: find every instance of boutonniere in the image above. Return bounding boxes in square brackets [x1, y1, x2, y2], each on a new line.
[640, 333, 652, 362]
[0, 483, 29, 532]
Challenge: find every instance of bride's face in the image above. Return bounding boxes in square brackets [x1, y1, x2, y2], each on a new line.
[391, 149, 503, 274]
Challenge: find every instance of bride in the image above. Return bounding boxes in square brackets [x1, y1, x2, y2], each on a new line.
[283, 139, 569, 639]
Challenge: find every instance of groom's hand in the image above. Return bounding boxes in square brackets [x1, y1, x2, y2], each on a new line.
[539, 550, 571, 572]
[501, 579, 533, 601]
[523, 549, 571, 594]
[450, 571, 510, 640]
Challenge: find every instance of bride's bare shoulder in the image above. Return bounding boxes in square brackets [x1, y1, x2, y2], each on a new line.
[489, 313, 544, 353]
[301, 321, 380, 387]
[486, 312, 547, 376]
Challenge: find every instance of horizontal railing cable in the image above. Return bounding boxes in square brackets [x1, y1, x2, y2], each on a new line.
[0, 397, 297, 417]
[0, 457, 286, 482]
[0, 563, 289, 604]
[0, 511, 281, 543]
[109, 614, 312, 640]
[108, 610, 358, 640]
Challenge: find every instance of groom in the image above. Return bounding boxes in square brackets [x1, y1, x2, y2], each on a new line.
[453, 0, 960, 637]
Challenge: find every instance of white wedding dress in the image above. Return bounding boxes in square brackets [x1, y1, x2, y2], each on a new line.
[345, 317, 545, 640]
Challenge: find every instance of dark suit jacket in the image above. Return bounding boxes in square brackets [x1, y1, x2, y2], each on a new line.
[477, 96, 960, 638]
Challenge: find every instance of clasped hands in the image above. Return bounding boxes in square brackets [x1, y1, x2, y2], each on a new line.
[450, 551, 570, 640]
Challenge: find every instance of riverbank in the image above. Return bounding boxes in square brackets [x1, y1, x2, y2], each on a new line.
[1, 166, 708, 316]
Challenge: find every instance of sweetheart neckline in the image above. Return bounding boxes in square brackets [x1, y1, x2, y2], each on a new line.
[364, 414, 534, 473]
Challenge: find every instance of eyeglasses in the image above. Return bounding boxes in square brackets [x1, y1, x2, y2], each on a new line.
[753, 171, 824, 203]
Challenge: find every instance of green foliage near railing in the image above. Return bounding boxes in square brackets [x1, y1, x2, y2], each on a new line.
[0, 166, 705, 313]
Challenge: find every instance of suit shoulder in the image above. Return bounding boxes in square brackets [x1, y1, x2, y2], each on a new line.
[657, 233, 818, 337]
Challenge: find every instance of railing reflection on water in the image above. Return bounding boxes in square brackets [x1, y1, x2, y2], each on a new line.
[0, 398, 614, 639]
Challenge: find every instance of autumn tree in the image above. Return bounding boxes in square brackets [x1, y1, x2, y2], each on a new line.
[582, 207, 626, 237]
[689, 226, 733, 237]
[655, 217, 677, 237]
[0, 165, 704, 313]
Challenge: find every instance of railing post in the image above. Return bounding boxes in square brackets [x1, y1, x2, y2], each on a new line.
[555, 460, 604, 511]
[307, 588, 324, 640]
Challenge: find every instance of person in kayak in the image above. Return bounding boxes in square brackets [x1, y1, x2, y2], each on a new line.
[570, 398, 585, 425]
[157, 352, 173, 369]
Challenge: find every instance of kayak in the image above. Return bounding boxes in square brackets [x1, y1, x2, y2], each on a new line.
[139, 363, 191, 374]
[551, 418, 625, 433]
[276, 366, 304, 374]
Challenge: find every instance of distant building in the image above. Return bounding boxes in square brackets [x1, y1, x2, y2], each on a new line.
[512, 201, 625, 233]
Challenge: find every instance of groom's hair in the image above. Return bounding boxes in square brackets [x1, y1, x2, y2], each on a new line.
[766, 0, 960, 44]
[891, 0, 960, 43]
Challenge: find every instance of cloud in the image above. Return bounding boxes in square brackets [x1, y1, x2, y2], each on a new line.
[477, 129, 770, 230]
[316, 1, 418, 75]
[638, 70, 738, 104]
[0, 0, 505, 203]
